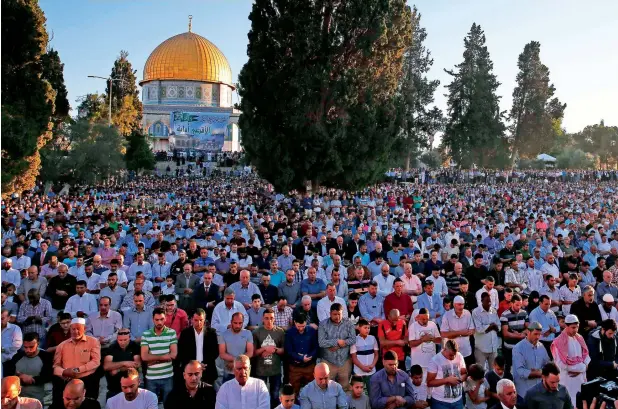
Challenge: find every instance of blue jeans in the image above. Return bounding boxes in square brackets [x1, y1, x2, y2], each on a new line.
[431, 398, 464, 409]
[145, 377, 173, 402]
[258, 375, 282, 407]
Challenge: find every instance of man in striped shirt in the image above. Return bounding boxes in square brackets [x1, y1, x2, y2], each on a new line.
[500, 294, 529, 373]
[140, 307, 177, 403]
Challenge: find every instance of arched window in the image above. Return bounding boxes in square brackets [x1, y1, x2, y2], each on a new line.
[148, 121, 169, 137]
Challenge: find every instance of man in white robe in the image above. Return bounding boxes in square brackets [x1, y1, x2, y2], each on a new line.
[550, 314, 591, 406]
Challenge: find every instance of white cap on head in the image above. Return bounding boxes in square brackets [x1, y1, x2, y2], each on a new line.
[564, 314, 579, 324]
[603, 294, 615, 303]
[454, 296, 465, 304]
[71, 317, 86, 325]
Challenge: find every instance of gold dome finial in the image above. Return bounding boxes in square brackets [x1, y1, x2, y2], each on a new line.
[188, 15, 193, 32]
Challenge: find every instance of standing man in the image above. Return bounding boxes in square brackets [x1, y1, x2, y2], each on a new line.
[369, 351, 416, 409]
[378, 309, 408, 369]
[175, 264, 200, 315]
[500, 294, 529, 372]
[104, 368, 158, 409]
[86, 296, 122, 350]
[215, 355, 270, 409]
[318, 303, 356, 391]
[177, 309, 219, 385]
[473, 292, 501, 369]
[427, 340, 467, 409]
[165, 361, 216, 409]
[122, 291, 153, 343]
[46, 264, 77, 316]
[383, 279, 413, 321]
[285, 314, 318, 395]
[524, 363, 573, 409]
[253, 308, 286, 407]
[408, 308, 442, 373]
[192, 271, 220, 322]
[317, 283, 348, 323]
[218, 312, 254, 382]
[102, 328, 141, 400]
[1, 308, 23, 363]
[512, 322, 550, 400]
[140, 307, 177, 403]
[51, 318, 101, 405]
[64, 281, 98, 319]
[298, 362, 349, 409]
[550, 314, 590, 406]
[211, 288, 249, 335]
[3, 332, 52, 403]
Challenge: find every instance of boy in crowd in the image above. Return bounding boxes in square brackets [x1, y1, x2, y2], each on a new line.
[347, 376, 371, 409]
[275, 383, 299, 409]
[485, 356, 512, 408]
[410, 365, 430, 408]
[350, 318, 379, 391]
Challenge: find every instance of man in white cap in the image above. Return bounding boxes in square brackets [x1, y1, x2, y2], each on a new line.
[440, 295, 476, 367]
[599, 294, 618, 321]
[51, 317, 101, 407]
[550, 314, 590, 406]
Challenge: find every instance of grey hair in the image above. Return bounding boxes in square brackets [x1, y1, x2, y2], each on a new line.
[583, 285, 595, 295]
[235, 354, 251, 367]
[496, 379, 515, 395]
[301, 295, 312, 303]
[224, 287, 235, 297]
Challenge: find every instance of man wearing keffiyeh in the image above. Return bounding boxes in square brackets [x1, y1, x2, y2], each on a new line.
[550, 314, 590, 407]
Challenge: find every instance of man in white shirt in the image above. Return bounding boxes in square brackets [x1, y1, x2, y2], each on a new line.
[68, 256, 85, 278]
[215, 355, 269, 409]
[408, 308, 441, 371]
[1, 259, 21, 288]
[105, 368, 158, 409]
[374, 264, 395, 298]
[99, 259, 129, 289]
[127, 253, 152, 282]
[316, 283, 348, 322]
[77, 264, 101, 296]
[541, 254, 560, 280]
[10, 246, 31, 271]
[63, 280, 98, 318]
[211, 288, 249, 335]
[475, 276, 499, 310]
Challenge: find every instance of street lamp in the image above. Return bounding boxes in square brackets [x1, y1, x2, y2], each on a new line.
[87, 75, 125, 126]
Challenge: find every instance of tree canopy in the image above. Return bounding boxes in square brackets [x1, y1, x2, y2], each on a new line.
[238, 0, 412, 192]
[1, 0, 56, 198]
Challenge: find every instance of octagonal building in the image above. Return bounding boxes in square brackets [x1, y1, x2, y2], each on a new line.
[140, 22, 240, 152]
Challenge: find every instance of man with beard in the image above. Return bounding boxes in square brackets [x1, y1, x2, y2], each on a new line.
[177, 309, 219, 385]
[102, 328, 141, 399]
[369, 351, 416, 409]
[586, 318, 618, 380]
[524, 363, 572, 409]
[3, 332, 52, 403]
[165, 361, 216, 409]
[105, 368, 158, 409]
[141, 307, 177, 403]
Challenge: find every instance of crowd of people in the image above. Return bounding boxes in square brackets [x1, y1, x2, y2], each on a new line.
[2, 169, 618, 409]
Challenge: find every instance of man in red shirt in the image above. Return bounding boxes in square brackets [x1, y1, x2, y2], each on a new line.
[383, 279, 413, 320]
[378, 309, 408, 369]
[163, 295, 188, 338]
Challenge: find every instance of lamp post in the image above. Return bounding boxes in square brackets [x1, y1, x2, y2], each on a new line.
[87, 75, 124, 126]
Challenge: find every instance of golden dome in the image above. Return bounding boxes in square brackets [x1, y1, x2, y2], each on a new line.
[141, 31, 233, 86]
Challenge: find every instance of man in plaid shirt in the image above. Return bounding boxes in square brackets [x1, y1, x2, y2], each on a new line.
[17, 289, 52, 341]
[274, 296, 294, 329]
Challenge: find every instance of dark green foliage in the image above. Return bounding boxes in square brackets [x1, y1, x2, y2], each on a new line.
[125, 130, 156, 172]
[441, 23, 507, 168]
[510, 41, 566, 158]
[399, 7, 443, 166]
[238, 0, 412, 192]
[1, 0, 54, 197]
[572, 120, 618, 168]
[108, 50, 142, 135]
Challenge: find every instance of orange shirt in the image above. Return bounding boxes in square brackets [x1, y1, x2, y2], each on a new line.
[53, 335, 101, 377]
[378, 319, 407, 359]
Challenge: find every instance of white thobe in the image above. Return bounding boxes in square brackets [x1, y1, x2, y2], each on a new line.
[553, 336, 591, 406]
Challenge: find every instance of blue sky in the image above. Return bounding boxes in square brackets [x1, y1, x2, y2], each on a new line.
[40, 0, 617, 134]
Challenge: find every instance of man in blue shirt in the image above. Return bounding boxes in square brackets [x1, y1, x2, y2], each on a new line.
[512, 321, 550, 399]
[299, 362, 348, 409]
[285, 315, 318, 395]
[369, 350, 416, 409]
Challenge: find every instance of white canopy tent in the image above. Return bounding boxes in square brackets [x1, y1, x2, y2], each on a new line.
[537, 153, 556, 162]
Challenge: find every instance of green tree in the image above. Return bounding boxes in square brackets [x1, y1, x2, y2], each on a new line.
[41, 48, 70, 124]
[1, 0, 55, 198]
[76, 93, 107, 122]
[572, 120, 618, 168]
[419, 150, 442, 169]
[238, 0, 412, 192]
[107, 50, 142, 135]
[556, 147, 595, 169]
[125, 130, 156, 173]
[441, 23, 507, 168]
[399, 7, 443, 170]
[510, 41, 566, 158]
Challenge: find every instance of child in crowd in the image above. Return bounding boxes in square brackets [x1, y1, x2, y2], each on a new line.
[151, 286, 162, 301]
[437, 297, 452, 327]
[521, 293, 529, 310]
[426, 266, 448, 298]
[347, 376, 371, 409]
[557, 313, 566, 331]
[350, 319, 379, 391]
[409, 365, 429, 408]
[497, 288, 513, 316]
[4, 283, 16, 303]
[464, 364, 490, 409]
[485, 356, 512, 408]
[161, 276, 176, 295]
[275, 384, 299, 409]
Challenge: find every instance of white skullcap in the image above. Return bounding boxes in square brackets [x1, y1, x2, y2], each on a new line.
[603, 294, 615, 303]
[564, 314, 579, 324]
[453, 296, 465, 304]
[71, 317, 86, 325]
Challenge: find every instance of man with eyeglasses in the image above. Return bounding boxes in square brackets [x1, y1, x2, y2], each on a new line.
[102, 328, 141, 400]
